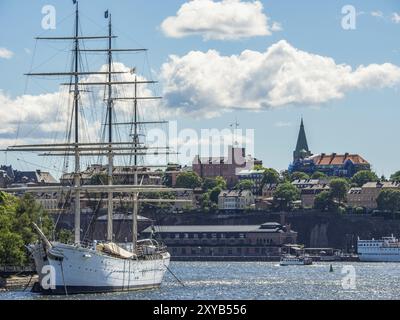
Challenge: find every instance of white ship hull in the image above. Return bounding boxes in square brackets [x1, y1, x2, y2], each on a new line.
[358, 251, 400, 262]
[280, 256, 313, 266]
[31, 242, 170, 294]
[358, 236, 400, 262]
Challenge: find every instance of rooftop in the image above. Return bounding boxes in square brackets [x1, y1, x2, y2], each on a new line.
[219, 189, 253, 197]
[362, 181, 400, 188]
[142, 223, 295, 234]
[308, 153, 369, 166]
[237, 169, 265, 175]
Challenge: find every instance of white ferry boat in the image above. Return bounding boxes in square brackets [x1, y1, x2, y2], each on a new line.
[280, 255, 313, 266]
[358, 235, 400, 262]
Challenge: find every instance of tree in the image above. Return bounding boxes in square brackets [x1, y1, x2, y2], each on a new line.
[390, 171, 400, 182]
[209, 186, 222, 204]
[329, 178, 349, 205]
[280, 170, 291, 183]
[377, 189, 400, 212]
[253, 164, 265, 171]
[355, 207, 366, 214]
[215, 176, 227, 190]
[202, 176, 227, 192]
[15, 194, 54, 245]
[235, 179, 254, 190]
[175, 171, 202, 189]
[311, 171, 327, 180]
[0, 231, 25, 266]
[290, 171, 310, 181]
[351, 170, 378, 187]
[57, 229, 74, 244]
[314, 191, 335, 212]
[0, 192, 54, 266]
[273, 182, 300, 211]
[262, 168, 280, 185]
[202, 178, 217, 191]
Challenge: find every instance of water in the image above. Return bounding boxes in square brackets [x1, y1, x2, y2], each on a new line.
[1, 262, 399, 300]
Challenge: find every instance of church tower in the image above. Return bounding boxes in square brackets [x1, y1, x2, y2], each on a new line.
[293, 118, 312, 162]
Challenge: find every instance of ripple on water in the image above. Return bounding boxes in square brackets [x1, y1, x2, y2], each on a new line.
[1, 262, 399, 300]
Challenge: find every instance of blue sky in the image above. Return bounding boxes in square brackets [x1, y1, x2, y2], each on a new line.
[0, 0, 399, 178]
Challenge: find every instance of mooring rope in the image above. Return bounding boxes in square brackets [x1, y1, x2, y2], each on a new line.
[165, 264, 185, 287]
[60, 261, 68, 296]
[23, 274, 34, 292]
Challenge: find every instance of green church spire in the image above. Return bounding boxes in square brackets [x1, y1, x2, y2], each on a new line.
[293, 118, 311, 161]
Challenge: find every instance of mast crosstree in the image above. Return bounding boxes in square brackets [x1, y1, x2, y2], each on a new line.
[2, 2, 187, 251]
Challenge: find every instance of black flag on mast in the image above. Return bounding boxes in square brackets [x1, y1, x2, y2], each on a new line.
[104, 10, 109, 19]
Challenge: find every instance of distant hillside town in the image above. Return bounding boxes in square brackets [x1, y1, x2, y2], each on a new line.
[1, 118, 400, 218]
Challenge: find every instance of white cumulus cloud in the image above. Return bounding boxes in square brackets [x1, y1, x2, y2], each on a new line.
[0, 63, 168, 147]
[392, 12, 400, 24]
[161, 0, 280, 41]
[0, 47, 14, 59]
[160, 40, 400, 117]
[371, 11, 384, 18]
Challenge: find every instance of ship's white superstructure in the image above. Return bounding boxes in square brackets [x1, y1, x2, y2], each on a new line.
[358, 235, 400, 262]
[280, 255, 313, 266]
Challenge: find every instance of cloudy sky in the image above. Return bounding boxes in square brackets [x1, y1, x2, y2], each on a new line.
[0, 0, 400, 177]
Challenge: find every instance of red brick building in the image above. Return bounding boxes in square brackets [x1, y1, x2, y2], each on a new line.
[192, 146, 262, 187]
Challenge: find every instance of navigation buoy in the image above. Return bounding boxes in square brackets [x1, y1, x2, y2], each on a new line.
[329, 264, 334, 272]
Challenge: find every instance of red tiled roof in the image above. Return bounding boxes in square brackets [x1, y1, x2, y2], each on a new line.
[309, 153, 369, 165]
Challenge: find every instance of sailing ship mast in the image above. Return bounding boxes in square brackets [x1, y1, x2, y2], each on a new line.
[1, 1, 185, 252]
[106, 12, 114, 242]
[132, 78, 139, 252]
[73, 2, 81, 244]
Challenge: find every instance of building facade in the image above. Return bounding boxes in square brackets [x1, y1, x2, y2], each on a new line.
[141, 222, 298, 259]
[289, 119, 371, 177]
[300, 184, 330, 208]
[291, 179, 330, 208]
[347, 181, 400, 209]
[0, 165, 58, 187]
[60, 164, 162, 186]
[218, 190, 255, 210]
[262, 183, 278, 199]
[193, 146, 262, 188]
[237, 169, 264, 195]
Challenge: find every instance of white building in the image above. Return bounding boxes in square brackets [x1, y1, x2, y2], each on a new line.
[218, 190, 255, 210]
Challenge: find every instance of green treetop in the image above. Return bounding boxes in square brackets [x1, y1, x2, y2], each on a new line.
[175, 171, 202, 189]
[351, 170, 378, 187]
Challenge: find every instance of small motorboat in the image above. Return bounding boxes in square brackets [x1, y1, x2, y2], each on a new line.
[280, 255, 313, 266]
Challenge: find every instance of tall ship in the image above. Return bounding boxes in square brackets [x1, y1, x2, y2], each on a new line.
[357, 235, 400, 262]
[0, 1, 187, 294]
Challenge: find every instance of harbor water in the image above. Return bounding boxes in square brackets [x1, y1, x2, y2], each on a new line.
[1, 261, 399, 300]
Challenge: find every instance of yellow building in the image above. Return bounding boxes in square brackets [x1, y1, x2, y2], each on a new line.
[347, 181, 400, 209]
